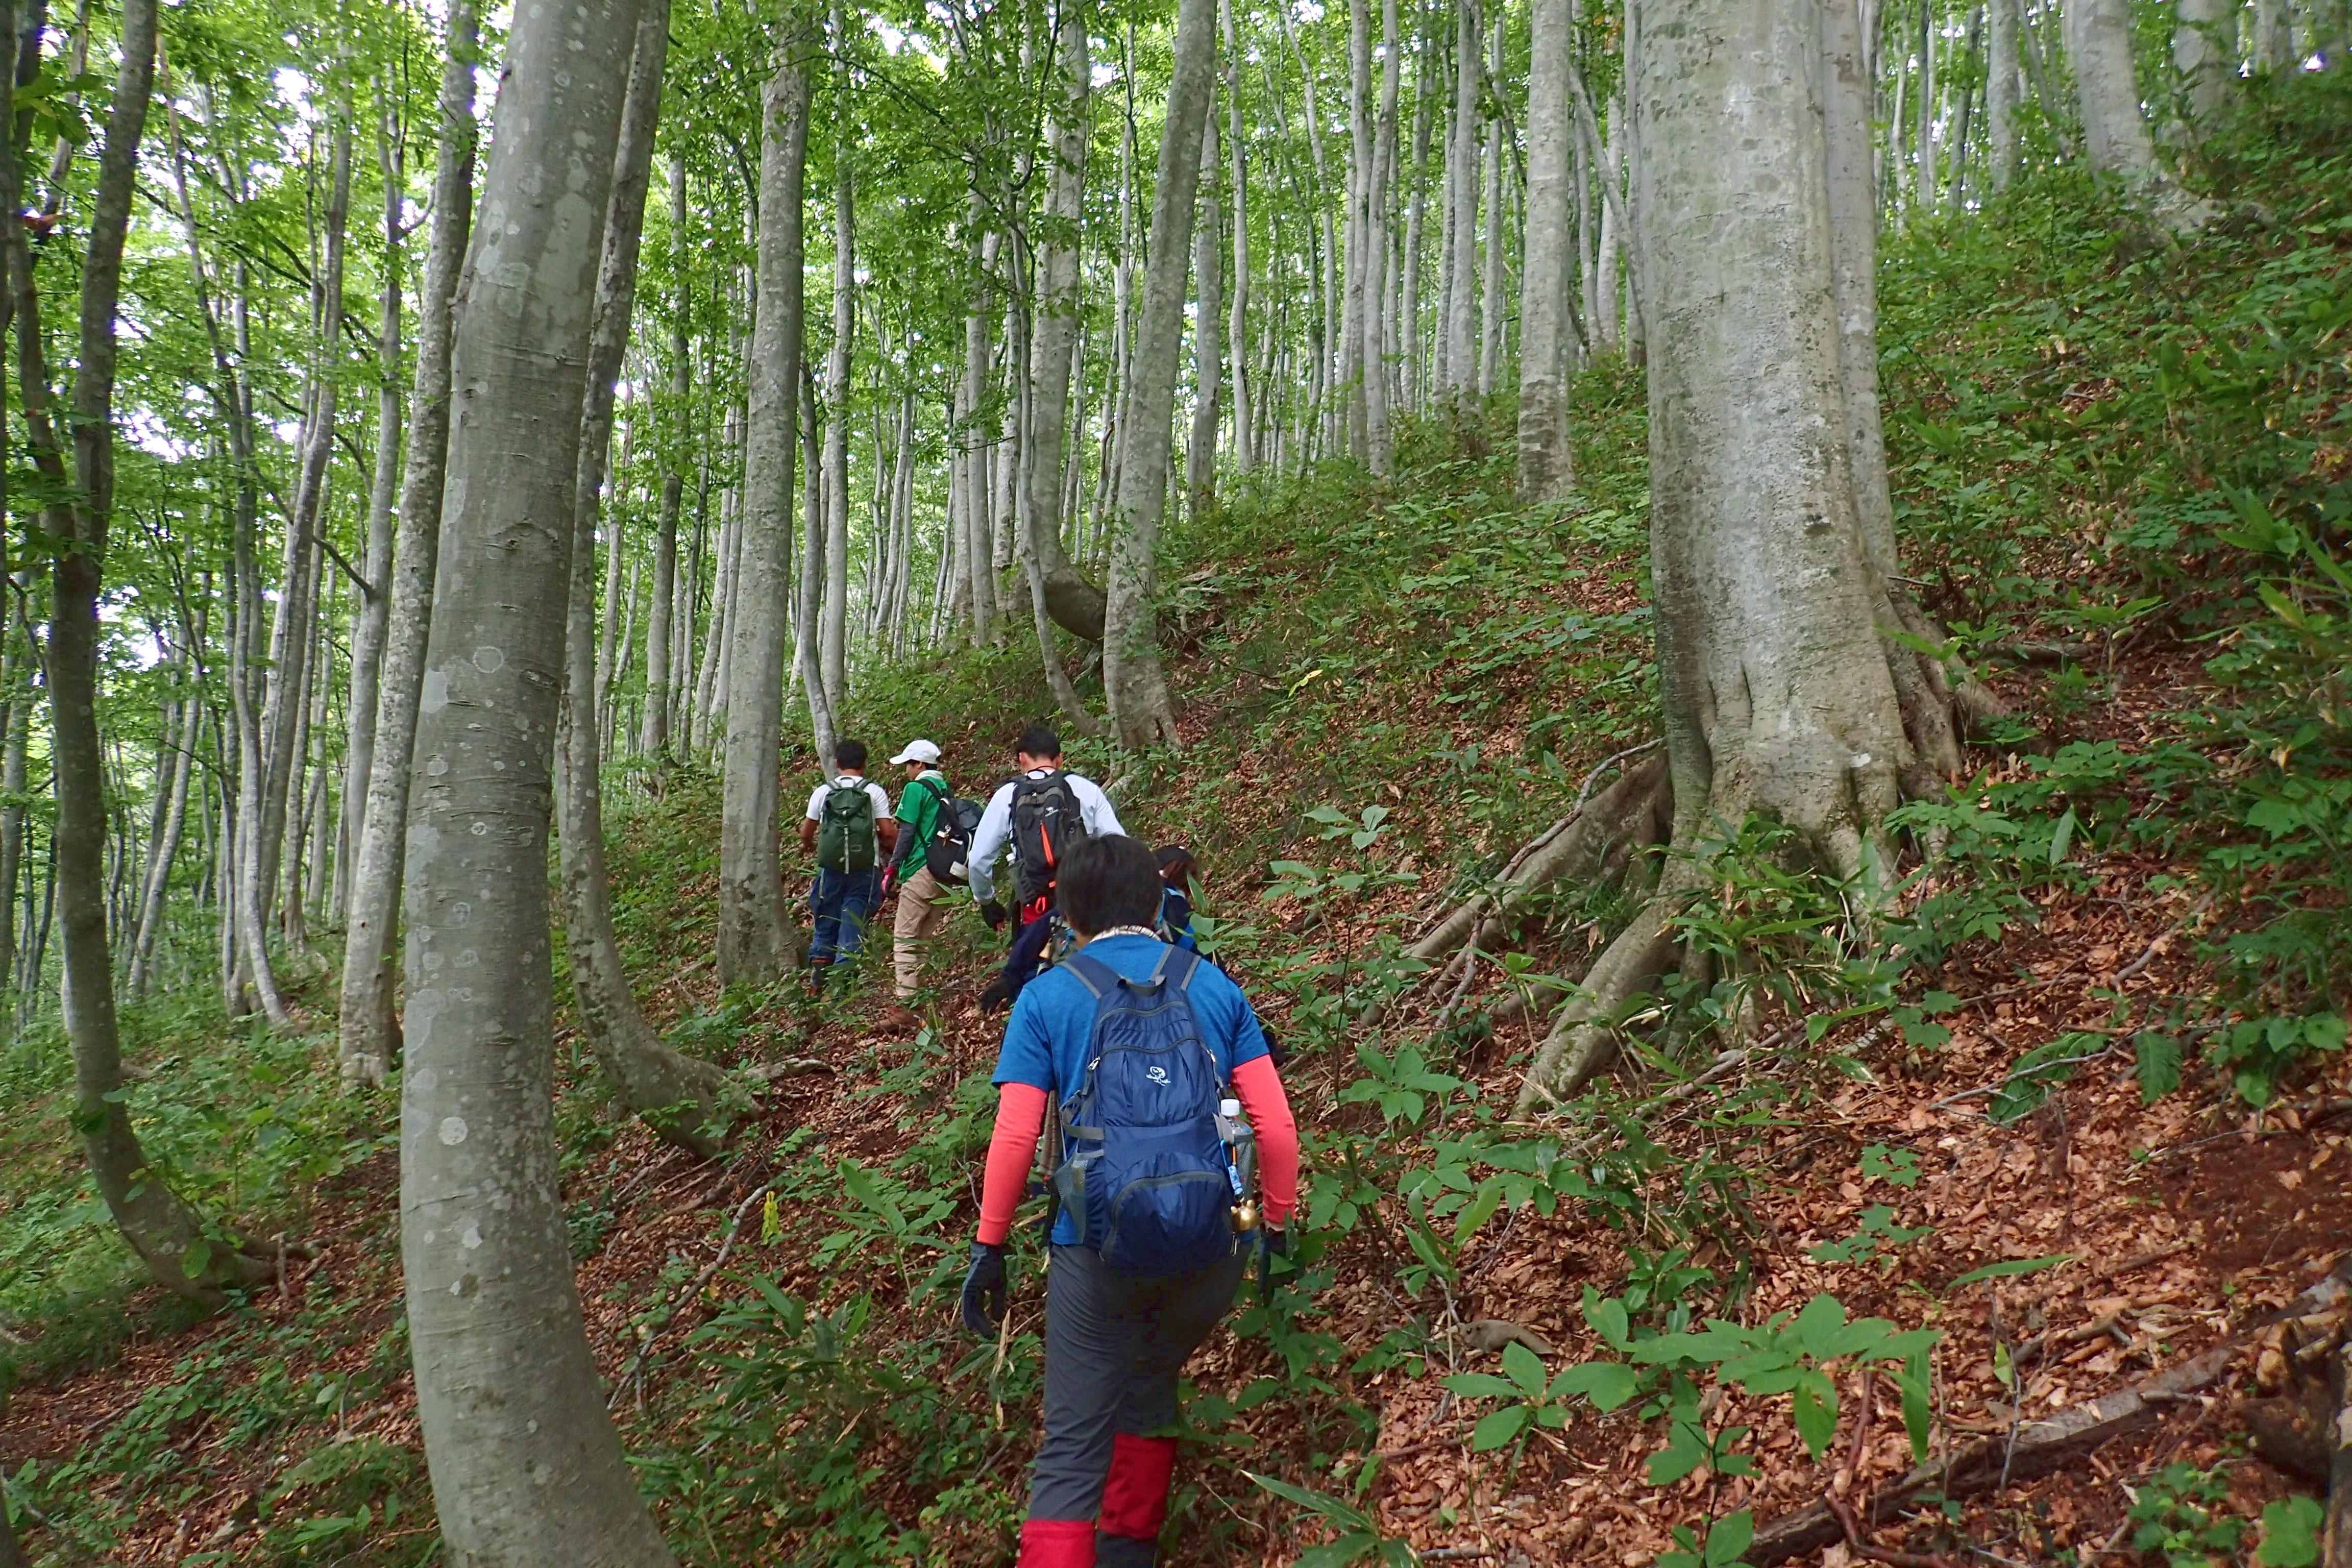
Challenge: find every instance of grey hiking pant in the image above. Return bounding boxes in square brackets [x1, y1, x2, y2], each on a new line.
[1030, 1242, 1247, 1555]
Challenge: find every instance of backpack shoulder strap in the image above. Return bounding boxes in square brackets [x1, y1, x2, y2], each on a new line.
[1063, 952, 1120, 1000]
[1160, 945, 1200, 995]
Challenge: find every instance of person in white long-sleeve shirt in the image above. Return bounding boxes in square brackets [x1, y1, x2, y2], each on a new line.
[971, 723, 1126, 1012]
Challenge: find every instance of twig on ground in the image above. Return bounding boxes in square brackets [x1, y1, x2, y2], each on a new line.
[608, 1175, 778, 1410]
[1827, 1488, 1961, 1568]
[1575, 737, 1663, 810]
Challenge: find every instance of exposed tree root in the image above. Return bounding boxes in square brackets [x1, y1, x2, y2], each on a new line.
[1406, 751, 1670, 977]
[1746, 1262, 2352, 1566]
[1510, 889, 1683, 1116]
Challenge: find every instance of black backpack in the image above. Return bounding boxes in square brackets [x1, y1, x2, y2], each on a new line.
[924, 790, 988, 886]
[1011, 771, 1089, 902]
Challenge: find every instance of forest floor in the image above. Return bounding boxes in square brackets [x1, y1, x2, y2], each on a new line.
[4, 74, 2351, 1568]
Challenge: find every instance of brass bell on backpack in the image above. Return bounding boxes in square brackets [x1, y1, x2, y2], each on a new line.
[1230, 1198, 1261, 1233]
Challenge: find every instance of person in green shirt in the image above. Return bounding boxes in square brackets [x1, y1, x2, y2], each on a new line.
[884, 739, 953, 1027]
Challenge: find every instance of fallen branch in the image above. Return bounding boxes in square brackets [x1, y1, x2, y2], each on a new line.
[608, 1175, 779, 1410]
[1746, 1262, 2352, 1565]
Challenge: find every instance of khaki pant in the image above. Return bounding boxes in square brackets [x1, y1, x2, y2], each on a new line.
[892, 864, 951, 999]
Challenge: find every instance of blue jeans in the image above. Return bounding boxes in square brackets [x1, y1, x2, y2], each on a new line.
[808, 867, 880, 966]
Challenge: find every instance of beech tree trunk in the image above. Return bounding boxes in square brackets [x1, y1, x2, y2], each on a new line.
[1989, 0, 2021, 189]
[1223, 0, 1254, 475]
[718, 26, 811, 986]
[1521, 0, 1923, 1112]
[257, 115, 351, 941]
[640, 157, 688, 759]
[1188, 102, 1223, 509]
[1441, 0, 1482, 406]
[2067, 0, 2165, 186]
[2173, 0, 2235, 129]
[399, 0, 678, 1554]
[1517, 0, 1576, 499]
[820, 45, 852, 722]
[5, 0, 263, 1298]
[341, 103, 405, 932]
[1365, 0, 1402, 475]
[339, 1, 477, 1088]
[556, 0, 727, 1155]
[1104, 0, 1218, 748]
[1025, 11, 1107, 736]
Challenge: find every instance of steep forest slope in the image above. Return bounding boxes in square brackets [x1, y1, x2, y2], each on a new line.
[3, 74, 2351, 1567]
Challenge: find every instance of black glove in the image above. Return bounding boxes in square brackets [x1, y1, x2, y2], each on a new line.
[1257, 1226, 1289, 1300]
[960, 1240, 1008, 1336]
[979, 899, 1008, 932]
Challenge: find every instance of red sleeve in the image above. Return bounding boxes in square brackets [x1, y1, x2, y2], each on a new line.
[1232, 1056, 1299, 1228]
[977, 1082, 1049, 1246]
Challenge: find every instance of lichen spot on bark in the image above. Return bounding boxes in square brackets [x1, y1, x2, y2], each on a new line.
[421, 669, 451, 714]
[473, 646, 505, 672]
[439, 1116, 469, 1145]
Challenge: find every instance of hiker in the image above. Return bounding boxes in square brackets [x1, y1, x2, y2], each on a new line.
[796, 740, 897, 982]
[959, 834, 1300, 1567]
[884, 739, 954, 1027]
[967, 723, 1125, 1012]
[1154, 845, 1199, 952]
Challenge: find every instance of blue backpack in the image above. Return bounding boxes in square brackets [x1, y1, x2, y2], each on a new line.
[1051, 948, 1247, 1277]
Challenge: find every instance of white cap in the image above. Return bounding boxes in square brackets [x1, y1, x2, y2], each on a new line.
[889, 739, 942, 766]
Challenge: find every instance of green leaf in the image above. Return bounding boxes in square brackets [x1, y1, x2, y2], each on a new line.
[2046, 805, 2077, 867]
[1792, 1371, 1841, 1457]
[1551, 1360, 1640, 1412]
[1500, 1340, 1548, 1399]
[1470, 1404, 1532, 1451]
[1584, 1292, 1632, 1351]
[1244, 1472, 1369, 1528]
[1452, 1180, 1504, 1248]
[179, 1239, 213, 1280]
[1793, 1294, 1849, 1359]
[1949, 1254, 2073, 1289]
[1897, 1350, 1934, 1463]
[1647, 1430, 1707, 1486]
[2258, 1496, 2323, 1567]
[1295, 1533, 1380, 1568]
[2134, 1032, 2183, 1104]
[1440, 1373, 1520, 1399]
[1706, 1509, 1757, 1568]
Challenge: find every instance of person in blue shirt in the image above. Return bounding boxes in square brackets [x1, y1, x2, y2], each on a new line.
[960, 834, 1300, 1568]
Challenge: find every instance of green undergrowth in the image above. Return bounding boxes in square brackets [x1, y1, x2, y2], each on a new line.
[6, 71, 2351, 1568]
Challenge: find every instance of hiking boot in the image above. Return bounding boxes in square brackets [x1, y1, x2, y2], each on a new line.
[1095, 1536, 1155, 1568]
[879, 1004, 922, 1031]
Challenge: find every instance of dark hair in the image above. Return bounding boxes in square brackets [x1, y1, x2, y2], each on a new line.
[1057, 835, 1161, 937]
[1155, 844, 1197, 894]
[1015, 722, 1062, 761]
[834, 739, 867, 771]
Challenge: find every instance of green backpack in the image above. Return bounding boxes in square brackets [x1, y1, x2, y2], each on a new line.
[816, 780, 877, 872]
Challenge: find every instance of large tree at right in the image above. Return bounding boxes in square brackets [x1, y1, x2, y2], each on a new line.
[1518, 0, 1986, 1110]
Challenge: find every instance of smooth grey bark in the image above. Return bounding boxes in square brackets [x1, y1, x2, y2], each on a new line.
[1025, 12, 1106, 737]
[2067, 0, 2165, 185]
[1569, 67, 1643, 352]
[958, 223, 1002, 646]
[1989, 0, 2021, 190]
[342, 101, 406, 933]
[400, 0, 678, 1554]
[819, 51, 852, 722]
[6, 0, 263, 1298]
[560, 0, 727, 1156]
[1523, 0, 1914, 1111]
[640, 157, 688, 759]
[257, 113, 351, 939]
[127, 687, 199, 995]
[1364, 0, 1401, 476]
[1517, 0, 1576, 499]
[2253, 0, 2294, 69]
[1340, 0, 1371, 457]
[795, 361, 837, 767]
[718, 27, 811, 986]
[2172, 0, 2235, 128]
[339, 0, 477, 1089]
[1441, 0, 1483, 405]
[1187, 102, 1223, 509]
[1478, 17, 1505, 396]
[1104, 0, 1218, 748]
[1223, 0, 1254, 475]
[1826, 0, 1968, 789]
